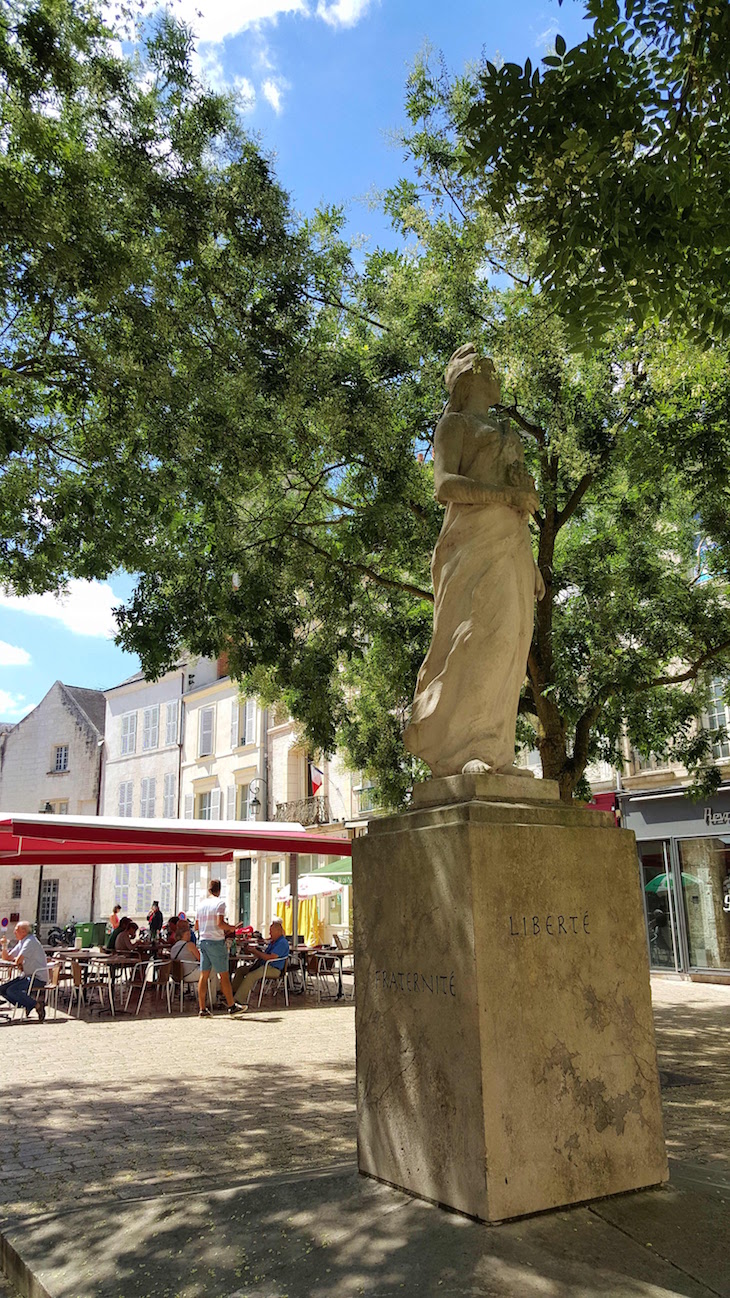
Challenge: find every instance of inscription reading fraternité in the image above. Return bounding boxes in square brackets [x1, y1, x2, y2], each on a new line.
[509, 912, 590, 938]
[374, 970, 456, 996]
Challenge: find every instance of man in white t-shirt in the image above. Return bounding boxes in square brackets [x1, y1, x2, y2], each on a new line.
[194, 880, 244, 1017]
[0, 920, 49, 1021]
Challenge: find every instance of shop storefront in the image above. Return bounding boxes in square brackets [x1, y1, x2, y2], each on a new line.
[618, 785, 730, 979]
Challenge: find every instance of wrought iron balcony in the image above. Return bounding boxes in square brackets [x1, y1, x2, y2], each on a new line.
[274, 795, 331, 827]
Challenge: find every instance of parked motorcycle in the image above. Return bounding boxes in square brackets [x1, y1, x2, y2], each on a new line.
[46, 918, 77, 947]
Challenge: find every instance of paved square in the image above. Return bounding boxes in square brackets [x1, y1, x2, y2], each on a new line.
[1, 980, 729, 1298]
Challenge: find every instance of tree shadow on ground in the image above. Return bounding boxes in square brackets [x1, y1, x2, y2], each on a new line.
[2, 1055, 726, 1298]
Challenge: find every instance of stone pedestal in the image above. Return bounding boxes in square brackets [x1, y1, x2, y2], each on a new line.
[353, 777, 668, 1222]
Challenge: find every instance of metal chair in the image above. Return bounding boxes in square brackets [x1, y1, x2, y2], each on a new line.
[255, 958, 291, 1008]
[316, 952, 340, 1002]
[67, 960, 86, 1018]
[43, 961, 62, 1019]
[126, 958, 172, 1015]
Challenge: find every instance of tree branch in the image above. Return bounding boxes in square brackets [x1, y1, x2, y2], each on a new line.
[649, 638, 730, 688]
[494, 403, 546, 444]
[302, 289, 390, 333]
[297, 534, 433, 602]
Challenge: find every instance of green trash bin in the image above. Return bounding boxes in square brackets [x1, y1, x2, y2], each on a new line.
[92, 921, 107, 948]
[75, 921, 94, 948]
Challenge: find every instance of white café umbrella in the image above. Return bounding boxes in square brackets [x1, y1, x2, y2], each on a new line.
[276, 874, 344, 903]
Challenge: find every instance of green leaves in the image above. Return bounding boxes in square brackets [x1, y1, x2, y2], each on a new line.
[461, 1, 730, 348]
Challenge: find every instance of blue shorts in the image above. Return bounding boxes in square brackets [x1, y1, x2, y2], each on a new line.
[199, 940, 228, 974]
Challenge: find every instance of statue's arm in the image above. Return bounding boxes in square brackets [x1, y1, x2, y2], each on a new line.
[434, 413, 536, 512]
[433, 414, 502, 506]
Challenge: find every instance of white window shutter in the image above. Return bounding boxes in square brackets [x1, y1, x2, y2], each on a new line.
[183, 793, 194, 819]
[230, 700, 239, 749]
[129, 714, 137, 753]
[163, 772, 176, 818]
[226, 785, 236, 820]
[244, 699, 256, 745]
[211, 787, 222, 820]
[199, 707, 214, 757]
[165, 701, 179, 746]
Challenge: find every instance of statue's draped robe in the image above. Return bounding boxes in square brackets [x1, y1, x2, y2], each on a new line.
[403, 414, 535, 778]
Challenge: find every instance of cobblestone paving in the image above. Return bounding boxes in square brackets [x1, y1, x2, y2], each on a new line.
[650, 977, 730, 1169]
[0, 977, 727, 1234]
[0, 997, 356, 1225]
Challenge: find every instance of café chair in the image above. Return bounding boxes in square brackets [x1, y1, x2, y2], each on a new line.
[255, 958, 291, 1008]
[67, 961, 86, 1018]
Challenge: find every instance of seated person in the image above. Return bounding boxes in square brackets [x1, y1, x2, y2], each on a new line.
[230, 919, 290, 1008]
[0, 920, 49, 1021]
[164, 916, 179, 945]
[114, 921, 139, 954]
[169, 920, 201, 984]
[106, 916, 130, 952]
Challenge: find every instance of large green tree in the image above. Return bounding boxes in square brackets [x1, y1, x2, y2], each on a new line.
[0, 0, 310, 592]
[4, 3, 730, 807]
[118, 57, 730, 805]
[460, 0, 730, 346]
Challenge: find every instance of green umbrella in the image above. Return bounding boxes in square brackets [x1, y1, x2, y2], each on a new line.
[645, 871, 701, 893]
[309, 857, 352, 884]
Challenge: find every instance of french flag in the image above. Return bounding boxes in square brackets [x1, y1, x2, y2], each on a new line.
[310, 762, 324, 795]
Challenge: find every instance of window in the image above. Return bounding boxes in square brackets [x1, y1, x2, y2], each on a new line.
[196, 788, 221, 820]
[142, 705, 159, 750]
[239, 783, 252, 820]
[163, 772, 176, 818]
[121, 713, 137, 755]
[230, 698, 257, 748]
[210, 861, 227, 905]
[187, 866, 204, 915]
[11, 878, 21, 900]
[53, 745, 69, 772]
[160, 863, 173, 915]
[238, 858, 252, 926]
[198, 707, 214, 757]
[114, 864, 129, 909]
[165, 701, 179, 746]
[140, 777, 156, 818]
[42, 800, 69, 815]
[39, 878, 59, 924]
[707, 680, 730, 761]
[136, 863, 153, 914]
[354, 777, 378, 814]
[118, 781, 133, 817]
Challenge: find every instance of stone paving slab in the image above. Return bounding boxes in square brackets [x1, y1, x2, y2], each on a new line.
[1, 980, 730, 1298]
[2, 1162, 726, 1298]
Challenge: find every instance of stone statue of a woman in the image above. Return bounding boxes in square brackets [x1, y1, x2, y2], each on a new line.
[403, 344, 545, 779]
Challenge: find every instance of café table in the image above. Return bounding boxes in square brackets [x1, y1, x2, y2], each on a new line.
[312, 947, 353, 1001]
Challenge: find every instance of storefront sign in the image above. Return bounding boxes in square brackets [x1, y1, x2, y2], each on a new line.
[704, 807, 730, 826]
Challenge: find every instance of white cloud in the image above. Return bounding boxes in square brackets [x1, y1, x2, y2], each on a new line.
[534, 22, 559, 48]
[0, 641, 31, 668]
[0, 579, 122, 639]
[234, 75, 257, 111]
[262, 77, 286, 113]
[172, 0, 307, 44]
[0, 689, 28, 719]
[316, 0, 374, 28]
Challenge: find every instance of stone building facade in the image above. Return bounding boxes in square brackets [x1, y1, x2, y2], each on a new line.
[0, 682, 105, 934]
[97, 657, 219, 924]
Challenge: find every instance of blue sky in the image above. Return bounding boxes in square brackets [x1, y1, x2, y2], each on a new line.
[0, 0, 590, 725]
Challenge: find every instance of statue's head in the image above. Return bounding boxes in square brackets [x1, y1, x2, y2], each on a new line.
[444, 344, 500, 410]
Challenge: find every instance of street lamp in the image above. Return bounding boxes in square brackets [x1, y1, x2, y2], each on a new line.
[248, 777, 265, 820]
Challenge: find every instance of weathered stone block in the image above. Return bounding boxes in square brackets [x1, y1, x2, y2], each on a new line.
[353, 788, 668, 1222]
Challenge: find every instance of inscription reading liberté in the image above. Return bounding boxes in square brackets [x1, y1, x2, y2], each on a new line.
[373, 912, 590, 995]
[510, 911, 590, 937]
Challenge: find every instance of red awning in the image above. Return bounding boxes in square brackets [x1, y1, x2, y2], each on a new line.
[0, 814, 352, 865]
